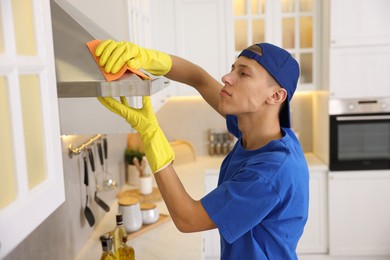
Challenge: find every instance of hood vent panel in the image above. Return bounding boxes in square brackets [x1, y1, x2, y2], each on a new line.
[50, 1, 168, 98]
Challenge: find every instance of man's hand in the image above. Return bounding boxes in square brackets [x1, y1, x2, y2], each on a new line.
[97, 96, 174, 173]
[95, 39, 172, 76]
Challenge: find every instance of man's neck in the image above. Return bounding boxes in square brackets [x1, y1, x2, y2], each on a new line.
[238, 114, 282, 150]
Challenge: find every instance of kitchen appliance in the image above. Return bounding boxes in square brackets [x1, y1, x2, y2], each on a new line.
[329, 98, 390, 171]
[50, 0, 168, 98]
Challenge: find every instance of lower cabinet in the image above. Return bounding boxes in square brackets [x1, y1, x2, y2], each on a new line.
[297, 168, 328, 254]
[203, 170, 221, 260]
[328, 170, 390, 256]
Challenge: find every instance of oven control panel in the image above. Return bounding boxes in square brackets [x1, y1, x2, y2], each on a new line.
[329, 97, 390, 115]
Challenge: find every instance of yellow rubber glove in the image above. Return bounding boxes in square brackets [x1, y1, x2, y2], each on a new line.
[97, 96, 174, 173]
[95, 39, 172, 76]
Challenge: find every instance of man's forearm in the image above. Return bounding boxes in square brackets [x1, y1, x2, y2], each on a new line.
[154, 164, 216, 232]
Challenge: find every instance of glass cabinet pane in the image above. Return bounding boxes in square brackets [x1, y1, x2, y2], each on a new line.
[300, 0, 313, 12]
[234, 0, 246, 16]
[252, 19, 265, 44]
[251, 0, 266, 15]
[300, 53, 313, 83]
[282, 18, 295, 49]
[12, 0, 37, 55]
[282, 0, 295, 13]
[0, 77, 17, 208]
[234, 0, 267, 52]
[19, 75, 46, 189]
[300, 16, 313, 48]
[235, 20, 248, 51]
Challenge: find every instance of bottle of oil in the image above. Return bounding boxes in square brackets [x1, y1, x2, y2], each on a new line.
[113, 213, 135, 260]
[100, 233, 115, 260]
[117, 236, 135, 260]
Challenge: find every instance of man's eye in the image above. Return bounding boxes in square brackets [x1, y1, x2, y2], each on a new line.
[240, 72, 248, 76]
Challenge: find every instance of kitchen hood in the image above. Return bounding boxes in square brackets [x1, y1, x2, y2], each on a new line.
[50, 0, 169, 98]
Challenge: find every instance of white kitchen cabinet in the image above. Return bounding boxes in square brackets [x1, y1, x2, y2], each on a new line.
[0, 0, 65, 257]
[329, 45, 390, 99]
[151, 0, 322, 103]
[150, 0, 229, 100]
[297, 167, 328, 254]
[329, 0, 390, 48]
[325, 0, 390, 99]
[203, 170, 221, 260]
[328, 170, 390, 256]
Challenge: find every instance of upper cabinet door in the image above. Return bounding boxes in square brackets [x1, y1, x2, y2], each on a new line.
[330, 0, 390, 48]
[173, 0, 229, 97]
[149, 0, 230, 98]
[0, 0, 65, 257]
[327, 0, 390, 99]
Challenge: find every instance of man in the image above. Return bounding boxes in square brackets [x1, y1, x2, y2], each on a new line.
[96, 40, 309, 259]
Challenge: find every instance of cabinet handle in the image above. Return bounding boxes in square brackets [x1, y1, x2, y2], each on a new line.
[336, 115, 390, 121]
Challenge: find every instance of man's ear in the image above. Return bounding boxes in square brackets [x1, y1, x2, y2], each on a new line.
[267, 87, 287, 105]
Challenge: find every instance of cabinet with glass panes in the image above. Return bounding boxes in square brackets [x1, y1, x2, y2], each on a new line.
[0, 0, 65, 257]
[232, 0, 320, 91]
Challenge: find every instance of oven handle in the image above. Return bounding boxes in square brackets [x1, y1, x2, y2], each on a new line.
[336, 115, 390, 121]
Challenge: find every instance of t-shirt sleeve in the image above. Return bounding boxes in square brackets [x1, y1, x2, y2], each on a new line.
[201, 167, 280, 244]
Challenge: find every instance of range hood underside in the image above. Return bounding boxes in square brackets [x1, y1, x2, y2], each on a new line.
[51, 0, 168, 98]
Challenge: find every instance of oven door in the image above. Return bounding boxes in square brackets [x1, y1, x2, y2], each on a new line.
[330, 113, 390, 171]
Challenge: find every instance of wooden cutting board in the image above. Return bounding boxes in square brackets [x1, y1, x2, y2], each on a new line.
[127, 214, 170, 240]
[117, 187, 162, 204]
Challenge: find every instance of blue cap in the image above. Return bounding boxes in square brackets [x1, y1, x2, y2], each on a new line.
[238, 43, 300, 128]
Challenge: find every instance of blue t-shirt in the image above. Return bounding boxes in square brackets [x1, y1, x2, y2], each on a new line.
[201, 115, 309, 259]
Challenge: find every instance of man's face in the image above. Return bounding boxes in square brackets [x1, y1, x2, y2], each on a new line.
[219, 56, 277, 116]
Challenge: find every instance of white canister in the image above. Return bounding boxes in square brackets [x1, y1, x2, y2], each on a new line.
[140, 203, 159, 225]
[139, 175, 153, 195]
[118, 197, 142, 232]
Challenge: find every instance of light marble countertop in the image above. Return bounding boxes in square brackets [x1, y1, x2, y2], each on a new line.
[76, 154, 326, 259]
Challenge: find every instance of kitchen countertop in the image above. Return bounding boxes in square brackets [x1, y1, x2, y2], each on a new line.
[76, 153, 327, 259]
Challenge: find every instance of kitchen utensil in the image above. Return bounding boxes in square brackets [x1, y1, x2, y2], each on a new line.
[83, 155, 95, 227]
[92, 143, 110, 212]
[133, 156, 150, 177]
[102, 137, 117, 189]
[87, 147, 100, 189]
[94, 190, 110, 212]
[133, 157, 143, 176]
[89, 147, 110, 212]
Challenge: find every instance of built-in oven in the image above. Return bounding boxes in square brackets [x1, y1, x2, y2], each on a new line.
[329, 98, 390, 171]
